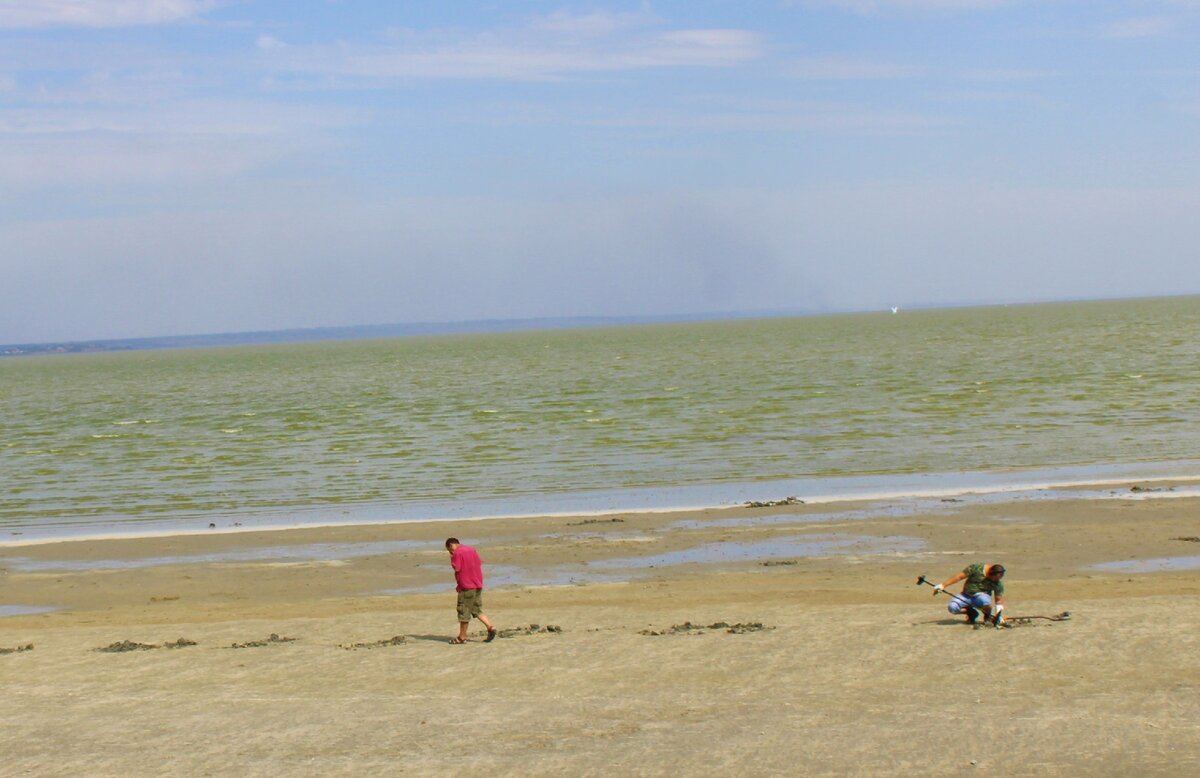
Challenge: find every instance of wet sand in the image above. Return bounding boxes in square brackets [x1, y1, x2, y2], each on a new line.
[2, 486, 1199, 776]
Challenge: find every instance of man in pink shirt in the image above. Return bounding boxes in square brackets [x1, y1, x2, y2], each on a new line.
[446, 538, 497, 644]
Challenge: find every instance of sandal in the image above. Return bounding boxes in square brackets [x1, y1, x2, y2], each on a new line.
[448, 637, 468, 644]
[485, 628, 497, 643]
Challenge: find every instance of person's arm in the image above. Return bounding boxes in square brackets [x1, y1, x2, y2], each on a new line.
[934, 571, 967, 593]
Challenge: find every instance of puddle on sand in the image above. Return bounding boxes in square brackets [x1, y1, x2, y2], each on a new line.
[668, 506, 927, 531]
[381, 534, 926, 595]
[587, 534, 924, 569]
[0, 605, 56, 618]
[1088, 555, 1200, 573]
[667, 488, 1138, 532]
[5, 539, 437, 572]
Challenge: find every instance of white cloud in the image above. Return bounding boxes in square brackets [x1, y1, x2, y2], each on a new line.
[263, 24, 764, 83]
[1096, 16, 1173, 40]
[256, 34, 286, 51]
[0, 1, 213, 28]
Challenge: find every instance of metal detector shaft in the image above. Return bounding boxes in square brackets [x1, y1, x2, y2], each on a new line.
[915, 575, 972, 607]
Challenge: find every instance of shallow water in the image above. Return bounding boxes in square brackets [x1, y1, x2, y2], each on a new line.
[0, 605, 55, 618]
[1088, 555, 1200, 573]
[3, 540, 436, 572]
[586, 534, 925, 570]
[380, 533, 927, 594]
[4, 296, 1199, 540]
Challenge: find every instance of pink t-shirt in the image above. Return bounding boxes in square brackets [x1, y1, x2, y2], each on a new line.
[450, 545, 484, 591]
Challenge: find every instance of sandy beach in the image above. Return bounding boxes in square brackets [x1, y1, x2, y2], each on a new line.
[2, 485, 1199, 776]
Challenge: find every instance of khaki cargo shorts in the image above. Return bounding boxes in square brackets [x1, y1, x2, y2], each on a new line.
[456, 588, 484, 622]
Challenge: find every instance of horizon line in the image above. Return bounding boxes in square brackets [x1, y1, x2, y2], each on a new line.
[3, 292, 1196, 357]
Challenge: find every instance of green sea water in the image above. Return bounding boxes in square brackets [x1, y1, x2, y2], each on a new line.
[2, 297, 1198, 538]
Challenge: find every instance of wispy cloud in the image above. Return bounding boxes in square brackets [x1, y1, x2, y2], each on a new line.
[0, 1, 214, 29]
[787, 55, 922, 80]
[787, 0, 1009, 14]
[0, 98, 354, 186]
[256, 34, 286, 51]
[599, 98, 942, 135]
[1096, 16, 1173, 40]
[262, 22, 764, 83]
[529, 8, 658, 36]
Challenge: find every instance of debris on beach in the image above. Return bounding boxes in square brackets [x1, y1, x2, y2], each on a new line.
[640, 621, 773, 636]
[495, 624, 563, 638]
[229, 633, 298, 649]
[337, 635, 407, 651]
[992, 612, 1073, 629]
[97, 640, 156, 653]
[1130, 485, 1174, 493]
[567, 517, 625, 526]
[744, 497, 803, 508]
[1174, 536, 1200, 543]
[761, 560, 798, 567]
[96, 637, 197, 653]
[1, 644, 34, 655]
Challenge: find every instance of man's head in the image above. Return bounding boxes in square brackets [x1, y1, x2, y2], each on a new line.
[445, 537, 460, 552]
[986, 564, 1005, 580]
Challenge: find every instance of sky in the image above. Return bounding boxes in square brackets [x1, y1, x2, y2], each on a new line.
[2, 0, 1200, 343]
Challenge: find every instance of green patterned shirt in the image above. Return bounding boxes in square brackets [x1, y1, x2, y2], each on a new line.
[961, 563, 1005, 596]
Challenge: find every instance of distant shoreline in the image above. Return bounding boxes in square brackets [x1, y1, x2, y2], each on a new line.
[0, 311, 774, 357]
[6, 294, 1196, 358]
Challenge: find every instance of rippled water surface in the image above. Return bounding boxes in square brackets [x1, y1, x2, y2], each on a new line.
[3, 297, 1199, 537]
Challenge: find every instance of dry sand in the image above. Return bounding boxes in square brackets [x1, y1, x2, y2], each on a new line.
[2, 486, 1199, 776]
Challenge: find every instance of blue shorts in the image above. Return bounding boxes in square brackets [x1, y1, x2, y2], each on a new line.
[947, 592, 992, 614]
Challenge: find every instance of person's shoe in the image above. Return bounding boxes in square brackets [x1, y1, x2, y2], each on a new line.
[965, 607, 979, 624]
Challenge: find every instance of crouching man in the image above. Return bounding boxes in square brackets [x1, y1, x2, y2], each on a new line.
[934, 563, 1006, 626]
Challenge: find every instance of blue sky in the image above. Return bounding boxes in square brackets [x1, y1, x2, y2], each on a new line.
[2, 1, 1199, 343]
